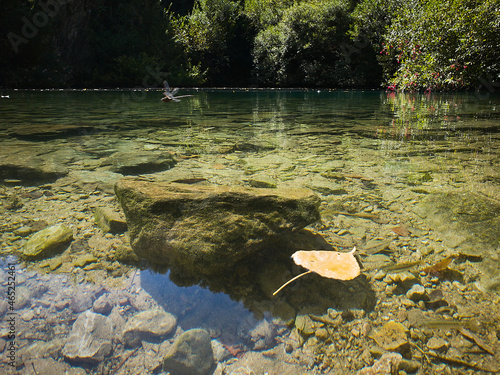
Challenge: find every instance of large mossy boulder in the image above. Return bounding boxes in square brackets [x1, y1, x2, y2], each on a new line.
[115, 177, 321, 275]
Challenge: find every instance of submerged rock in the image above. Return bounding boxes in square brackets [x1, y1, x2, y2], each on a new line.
[104, 151, 177, 175]
[358, 352, 403, 375]
[414, 192, 500, 253]
[369, 321, 408, 352]
[122, 308, 177, 347]
[115, 177, 320, 275]
[22, 224, 73, 259]
[163, 329, 214, 375]
[413, 192, 500, 290]
[0, 144, 70, 183]
[62, 310, 114, 364]
[94, 206, 127, 234]
[70, 170, 123, 194]
[249, 319, 276, 350]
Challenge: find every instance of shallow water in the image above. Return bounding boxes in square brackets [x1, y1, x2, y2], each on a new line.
[0, 89, 499, 374]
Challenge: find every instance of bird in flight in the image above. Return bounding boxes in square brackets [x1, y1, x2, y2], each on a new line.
[161, 81, 193, 102]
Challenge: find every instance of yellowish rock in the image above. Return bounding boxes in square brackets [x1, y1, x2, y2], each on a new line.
[22, 224, 73, 259]
[369, 321, 408, 351]
[73, 253, 98, 268]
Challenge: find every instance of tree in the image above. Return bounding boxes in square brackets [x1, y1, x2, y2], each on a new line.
[169, 0, 254, 86]
[252, 0, 356, 87]
[381, 0, 500, 91]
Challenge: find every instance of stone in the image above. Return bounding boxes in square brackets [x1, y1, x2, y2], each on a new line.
[295, 314, 315, 336]
[122, 309, 177, 347]
[20, 338, 65, 361]
[305, 176, 347, 196]
[407, 308, 425, 328]
[13, 226, 32, 237]
[70, 290, 94, 313]
[9, 123, 95, 140]
[315, 328, 329, 341]
[48, 257, 63, 271]
[211, 340, 231, 362]
[22, 224, 73, 259]
[163, 329, 214, 375]
[115, 177, 320, 275]
[73, 253, 98, 268]
[94, 206, 127, 234]
[383, 271, 416, 284]
[247, 175, 277, 188]
[358, 352, 403, 375]
[114, 244, 140, 264]
[426, 337, 449, 353]
[369, 321, 408, 351]
[62, 310, 114, 364]
[249, 319, 276, 350]
[93, 294, 114, 315]
[406, 284, 427, 302]
[105, 151, 177, 175]
[24, 357, 85, 375]
[0, 144, 70, 183]
[15, 287, 31, 309]
[70, 170, 124, 194]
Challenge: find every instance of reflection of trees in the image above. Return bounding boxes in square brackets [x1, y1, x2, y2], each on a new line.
[377, 93, 468, 142]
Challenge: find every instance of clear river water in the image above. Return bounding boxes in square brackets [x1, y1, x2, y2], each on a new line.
[0, 89, 499, 374]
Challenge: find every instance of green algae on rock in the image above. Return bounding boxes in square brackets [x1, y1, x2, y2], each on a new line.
[115, 177, 321, 276]
[22, 224, 73, 259]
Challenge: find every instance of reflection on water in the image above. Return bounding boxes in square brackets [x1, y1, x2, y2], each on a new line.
[141, 269, 260, 345]
[0, 89, 499, 374]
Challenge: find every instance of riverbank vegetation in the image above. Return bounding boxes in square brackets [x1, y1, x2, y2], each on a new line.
[1, 0, 498, 90]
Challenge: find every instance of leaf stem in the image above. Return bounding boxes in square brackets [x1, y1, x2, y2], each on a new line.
[272, 270, 313, 296]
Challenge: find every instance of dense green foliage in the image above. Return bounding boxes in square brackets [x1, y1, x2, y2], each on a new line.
[381, 0, 500, 91]
[1, 0, 498, 89]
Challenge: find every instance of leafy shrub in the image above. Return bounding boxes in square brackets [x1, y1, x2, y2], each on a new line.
[252, 0, 355, 87]
[170, 0, 253, 86]
[381, 0, 500, 91]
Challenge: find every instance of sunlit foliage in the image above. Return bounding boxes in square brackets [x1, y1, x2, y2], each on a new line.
[0, 0, 498, 89]
[380, 0, 500, 91]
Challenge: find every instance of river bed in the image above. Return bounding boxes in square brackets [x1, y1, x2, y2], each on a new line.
[0, 89, 499, 374]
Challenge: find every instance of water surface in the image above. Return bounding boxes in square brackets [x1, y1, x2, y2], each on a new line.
[0, 89, 499, 374]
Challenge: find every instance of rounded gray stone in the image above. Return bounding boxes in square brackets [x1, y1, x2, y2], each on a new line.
[163, 329, 214, 375]
[122, 308, 177, 347]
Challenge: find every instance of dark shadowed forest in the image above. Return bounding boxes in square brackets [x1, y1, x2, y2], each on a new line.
[1, 0, 499, 90]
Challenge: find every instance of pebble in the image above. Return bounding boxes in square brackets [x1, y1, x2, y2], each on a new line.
[406, 284, 427, 301]
[369, 321, 408, 351]
[358, 352, 402, 375]
[426, 337, 449, 353]
[315, 328, 329, 341]
[73, 253, 98, 268]
[14, 226, 33, 236]
[122, 309, 177, 347]
[93, 294, 114, 315]
[163, 329, 214, 375]
[21, 310, 35, 321]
